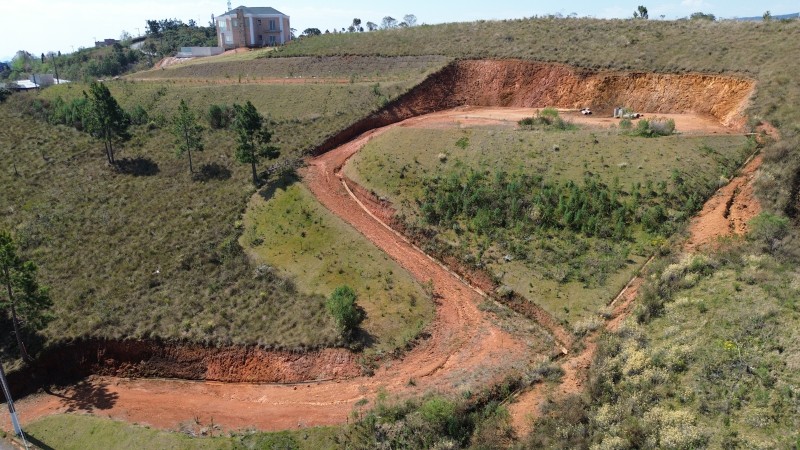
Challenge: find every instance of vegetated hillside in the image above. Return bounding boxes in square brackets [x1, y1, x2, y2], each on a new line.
[346, 123, 753, 326]
[0, 56, 443, 366]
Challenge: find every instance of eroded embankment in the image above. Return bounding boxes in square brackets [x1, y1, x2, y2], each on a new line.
[6, 340, 359, 397]
[314, 59, 754, 155]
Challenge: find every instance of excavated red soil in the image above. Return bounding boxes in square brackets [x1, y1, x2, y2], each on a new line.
[314, 60, 753, 154]
[2, 60, 758, 436]
[685, 155, 762, 251]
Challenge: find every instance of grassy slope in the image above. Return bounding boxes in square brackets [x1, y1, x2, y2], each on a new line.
[581, 247, 800, 449]
[345, 125, 750, 324]
[0, 56, 445, 357]
[241, 179, 433, 353]
[24, 414, 340, 450]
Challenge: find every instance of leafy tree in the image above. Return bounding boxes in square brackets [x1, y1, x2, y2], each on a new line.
[303, 28, 321, 37]
[382, 16, 398, 29]
[762, 11, 772, 21]
[172, 99, 204, 173]
[0, 231, 52, 361]
[232, 101, 279, 185]
[403, 14, 417, 27]
[634, 5, 649, 19]
[326, 285, 365, 339]
[366, 21, 378, 31]
[690, 12, 716, 21]
[146, 19, 161, 35]
[85, 82, 130, 165]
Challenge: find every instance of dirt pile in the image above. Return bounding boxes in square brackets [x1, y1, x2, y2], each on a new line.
[315, 60, 754, 154]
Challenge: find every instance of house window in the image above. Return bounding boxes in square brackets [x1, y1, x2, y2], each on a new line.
[232, 19, 238, 27]
[269, 19, 276, 31]
[269, 35, 276, 45]
[218, 20, 227, 30]
[225, 33, 233, 44]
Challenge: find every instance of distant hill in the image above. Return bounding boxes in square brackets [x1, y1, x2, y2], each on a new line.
[735, 12, 799, 21]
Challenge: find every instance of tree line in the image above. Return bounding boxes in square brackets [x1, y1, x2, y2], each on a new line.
[302, 14, 417, 37]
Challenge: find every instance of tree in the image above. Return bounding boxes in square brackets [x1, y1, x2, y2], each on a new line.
[633, 5, 649, 19]
[690, 12, 716, 21]
[302, 28, 321, 37]
[326, 285, 364, 340]
[381, 16, 398, 29]
[146, 19, 161, 35]
[351, 18, 362, 32]
[232, 101, 279, 186]
[86, 82, 130, 165]
[366, 21, 378, 31]
[403, 14, 417, 27]
[172, 99, 204, 173]
[762, 10, 772, 21]
[0, 231, 52, 361]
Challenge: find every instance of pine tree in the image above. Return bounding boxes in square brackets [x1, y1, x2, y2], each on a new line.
[232, 101, 279, 186]
[172, 99, 204, 173]
[85, 82, 130, 165]
[0, 231, 52, 361]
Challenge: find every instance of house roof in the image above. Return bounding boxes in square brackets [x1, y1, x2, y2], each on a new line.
[219, 6, 287, 17]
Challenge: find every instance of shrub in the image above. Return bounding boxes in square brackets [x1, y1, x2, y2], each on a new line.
[128, 105, 149, 125]
[748, 212, 789, 253]
[207, 104, 233, 129]
[326, 285, 365, 339]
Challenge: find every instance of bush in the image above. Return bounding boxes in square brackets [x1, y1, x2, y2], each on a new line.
[326, 285, 365, 339]
[207, 103, 233, 129]
[128, 105, 149, 125]
[748, 212, 789, 253]
[630, 118, 676, 137]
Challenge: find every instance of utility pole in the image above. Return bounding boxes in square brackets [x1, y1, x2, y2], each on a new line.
[50, 52, 60, 85]
[0, 362, 30, 449]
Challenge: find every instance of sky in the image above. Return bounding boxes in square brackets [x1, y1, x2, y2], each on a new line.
[2, 0, 797, 62]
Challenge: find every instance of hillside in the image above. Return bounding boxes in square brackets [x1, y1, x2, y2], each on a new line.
[1, 15, 799, 450]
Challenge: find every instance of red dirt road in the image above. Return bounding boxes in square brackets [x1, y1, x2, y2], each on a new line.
[3, 107, 747, 435]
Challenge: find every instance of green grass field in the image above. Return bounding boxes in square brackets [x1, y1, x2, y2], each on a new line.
[23, 414, 340, 450]
[344, 125, 752, 325]
[241, 177, 433, 352]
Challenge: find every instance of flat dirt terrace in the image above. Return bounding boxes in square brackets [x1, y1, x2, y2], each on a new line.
[3, 104, 755, 434]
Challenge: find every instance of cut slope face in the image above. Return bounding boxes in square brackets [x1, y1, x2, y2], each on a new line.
[315, 60, 754, 154]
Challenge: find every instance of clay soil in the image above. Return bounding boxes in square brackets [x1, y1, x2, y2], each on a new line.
[2, 60, 758, 436]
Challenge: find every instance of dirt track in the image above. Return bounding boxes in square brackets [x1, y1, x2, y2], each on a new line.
[3, 107, 753, 435]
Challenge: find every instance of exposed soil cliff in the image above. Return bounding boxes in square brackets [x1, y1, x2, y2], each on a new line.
[7, 340, 360, 397]
[314, 60, 754, 154]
